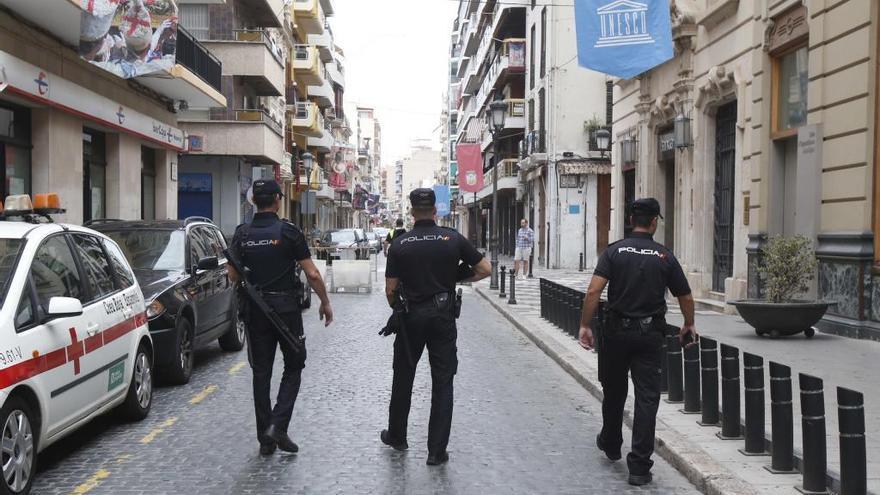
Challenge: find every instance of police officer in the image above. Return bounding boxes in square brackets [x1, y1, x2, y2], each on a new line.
[577, 198, 698, 486]
[381, 188, 491, 465]
[228, 179, 334, 456]
[383, 218, 406, 256]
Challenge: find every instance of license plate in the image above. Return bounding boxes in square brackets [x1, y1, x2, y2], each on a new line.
[108, 361, 125, 391]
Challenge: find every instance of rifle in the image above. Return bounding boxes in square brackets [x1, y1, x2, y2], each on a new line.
[224, 249, 304, 354]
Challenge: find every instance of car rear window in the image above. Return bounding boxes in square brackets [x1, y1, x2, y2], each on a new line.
[0, 239, 24, 308]
[105, 230, 186, 272]
[331, 231, 356, 243]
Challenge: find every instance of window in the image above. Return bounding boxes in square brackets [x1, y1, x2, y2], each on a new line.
[15, 281, 35, 331]
[528, 99, 535, 132]
[83, 129, 106, 222]
[189, 227, 214, 266]
[204, 228, 226, 258]
[539, 88, 546, 151]
[141, 147, 156, 221]
[530, 25, 536, 89]
[102, 238, 136, 289]
[31, 236, 83, 310]
[0, 102, 32, 199]
[105, 229, 186, 272]
[540, 8, 547, 78]
[72, 235, 115, 301]
[0, 238, 24, 308]
[179, 4, 209, 40]
[773, 45, 808, 134]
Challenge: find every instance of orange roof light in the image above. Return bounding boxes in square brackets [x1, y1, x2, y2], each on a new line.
[33, 193, 61, 210]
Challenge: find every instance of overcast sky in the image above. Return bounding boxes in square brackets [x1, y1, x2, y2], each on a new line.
[331, 0, 458, 166]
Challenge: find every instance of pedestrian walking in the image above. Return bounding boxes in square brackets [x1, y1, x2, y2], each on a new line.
[577, 198, 698, 486]
[227, 179, 334, 456]
[383, 218, 407, 256]
[514, 219, 534, 279]
[380, 188, 491, 465]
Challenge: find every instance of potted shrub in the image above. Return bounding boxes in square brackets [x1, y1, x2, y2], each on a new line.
[730, 235, 830, 339]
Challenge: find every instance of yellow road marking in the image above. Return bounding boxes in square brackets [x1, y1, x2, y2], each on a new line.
[139, 417, 178, 444]
[189, 384, 218, 405]
[228, 361, 247, 375]
[70, 469, 110, 495]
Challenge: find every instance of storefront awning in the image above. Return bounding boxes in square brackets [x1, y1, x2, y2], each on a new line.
[557, 160, 612, 175]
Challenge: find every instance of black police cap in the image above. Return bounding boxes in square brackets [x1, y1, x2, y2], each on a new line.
[409, 188, 436, 208]
[631, 197, 663, 218]
[253, 179, 283, 197]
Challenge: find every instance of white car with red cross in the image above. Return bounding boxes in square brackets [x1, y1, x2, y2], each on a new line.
[0, 195, 153, 495]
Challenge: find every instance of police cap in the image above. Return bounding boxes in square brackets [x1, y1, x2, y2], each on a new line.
[409, 188, 436, 208]
[253, 179, 283, 197]
[631, 197, 663, 218]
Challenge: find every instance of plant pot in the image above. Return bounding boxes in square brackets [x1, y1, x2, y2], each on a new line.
[729, 300, 830, 339]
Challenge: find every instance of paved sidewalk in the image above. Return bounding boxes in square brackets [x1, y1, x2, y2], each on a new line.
[475, 268, 879, 494]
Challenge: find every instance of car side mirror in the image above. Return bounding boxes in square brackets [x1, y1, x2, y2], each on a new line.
[197, 256, 219, 271]
[47, 297, 84, 319]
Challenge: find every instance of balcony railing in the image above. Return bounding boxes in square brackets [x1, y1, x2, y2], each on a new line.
[232, 29, 285, 66]
[176, 25, 222, 92]
[234, 108, 283, 136]
[476, 39, 526, 109]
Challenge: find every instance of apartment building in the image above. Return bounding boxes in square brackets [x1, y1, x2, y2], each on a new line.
[175, 0, 287, 235]
[452, 0, 527, 253]
[398, 141, 443, 218]
[0, 0, 225, 223]
[518, 3, 611, 270]
[355, 106, 382, 227]
[609, 0, 880, 339]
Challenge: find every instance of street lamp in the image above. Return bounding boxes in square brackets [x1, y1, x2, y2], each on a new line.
[488, 97, 507, 290]
[595, 128, 611, 157]
[301, 151, 314, 232]
[674, 112, 693, 149]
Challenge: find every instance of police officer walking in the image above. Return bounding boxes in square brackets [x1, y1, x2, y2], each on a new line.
[228, 179, 334, 456]
[577, 198, 698, 486]
[383, 218, 406, 256]
[380, 188, 491, 465]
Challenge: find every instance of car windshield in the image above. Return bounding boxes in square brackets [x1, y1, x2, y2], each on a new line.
[330, 231, 356, 243]
[0, 239, 24, 307]
[105, 230, 186, 272]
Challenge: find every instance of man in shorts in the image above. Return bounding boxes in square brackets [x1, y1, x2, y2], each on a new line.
[514, 218, 534, 280]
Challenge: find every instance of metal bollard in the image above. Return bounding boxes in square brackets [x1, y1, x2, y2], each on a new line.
[528, 252, 534, 278]
[718, 344, 743, 439]
[699, 337, 721, 426]
[665, 327, 684, 404]
[798, 374, 829, 494]
[740, 352, 767, 456]
[499, 266, 507, 298]
[837, 387, 866, 495]
[766, 361, 797, 474]
[565, 290, 577, 335]
[539, 279, 547, 320]
[548, 284, 558, 326]
[660, 326, 669, 394]
[508, 269, 517, 305]
[681, 338, 701, 414]
[579, 253, 584, 272]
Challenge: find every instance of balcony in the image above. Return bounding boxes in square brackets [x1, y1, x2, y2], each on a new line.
[289, 102, 323, 137]
[476, 39, 526, 110]
[314, 168, 335, 200]
[307, 64, 334, 107]
[293, 0, 325, 35]
[518, 130, 548, 171]
[480, 99, 526, 151]
[307, 120, 334, 152]
[327, 60, 345, 89]
[179, 109, 285, 164]
[179, 0, 283, 26]
[463, 13, 480, 56]
[203, 30, 285, 96]
[465, 159, 520, 203]
[309, 24, 334, 62]
[292, 45, 322, 86]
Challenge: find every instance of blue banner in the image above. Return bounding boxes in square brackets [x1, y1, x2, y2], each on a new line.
[575, 0, 674, 79]
[433, 185, 451, 218]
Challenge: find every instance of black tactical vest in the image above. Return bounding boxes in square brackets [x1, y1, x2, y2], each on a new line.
[239, 220, 297, 292]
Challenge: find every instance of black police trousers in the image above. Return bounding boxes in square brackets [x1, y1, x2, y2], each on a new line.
[597, 318, 664, 476]
[388, 301, 458, 454]
[245, 300, 306, 445]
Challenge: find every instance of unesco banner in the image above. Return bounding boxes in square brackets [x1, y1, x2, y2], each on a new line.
[575, 0, 673, 79]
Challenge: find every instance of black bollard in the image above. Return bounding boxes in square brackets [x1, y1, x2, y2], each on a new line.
[660, 326, 669, 394]
[508, 269, 517, 305]
[718, 344, 743, 439]
[499, 266, 507, 298]
[548, 284, 558, 326]
[665, 327, 684, 404]
[681, 338, 701, 414]
[528, 252, 534, 278]
[565, 290, 577, 336]
[798, 374, 829, 494]
[698, 337, 720, 426]
[740, 352, 767, 456]
[539, 279, 546, 319]
[579, 253, 584, 272]
[766, 362, 797, 473]
[837, 387, 866, 495]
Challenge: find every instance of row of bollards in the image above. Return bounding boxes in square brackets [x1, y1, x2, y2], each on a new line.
[536, 280, 867, 495]
[495, 266, 518, 305]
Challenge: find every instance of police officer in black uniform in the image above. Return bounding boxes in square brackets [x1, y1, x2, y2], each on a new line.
[383, 218, 406, 256]
[577, 198, 698, 486]
[228, 180, 334, 456]
[380, 188, 491, 465]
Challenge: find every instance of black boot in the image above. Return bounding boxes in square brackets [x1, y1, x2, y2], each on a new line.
[265, 425, 299, 453]
[426, 451, 449, 466]
[380, 430, 408, 451]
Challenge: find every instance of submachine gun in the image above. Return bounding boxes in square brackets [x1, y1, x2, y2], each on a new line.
[224, 249, 304, 354]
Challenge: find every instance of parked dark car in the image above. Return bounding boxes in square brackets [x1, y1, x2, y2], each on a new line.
[316, 229, 370, 262]
[88, 217, 245, 384]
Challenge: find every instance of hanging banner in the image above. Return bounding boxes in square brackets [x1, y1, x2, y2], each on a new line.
[80, 0, 179, 79]
[575, 0, 674, 79]
[456, 143, 484, 193]
[433, 185, 451, 218]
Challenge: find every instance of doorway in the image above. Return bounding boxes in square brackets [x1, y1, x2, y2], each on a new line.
[597, 174, 611, 252]
[82, 129, 106, 222]
[178, 173, 213, 219]
[712, 101, 736, 291]
[623, 168, 635, 238]
[661, 158, 676, 253]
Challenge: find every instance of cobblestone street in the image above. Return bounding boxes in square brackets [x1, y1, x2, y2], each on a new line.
[32, 279, 698, 494]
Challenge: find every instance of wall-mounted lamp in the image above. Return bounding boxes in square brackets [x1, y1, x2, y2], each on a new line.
[674, 113, 693, 149]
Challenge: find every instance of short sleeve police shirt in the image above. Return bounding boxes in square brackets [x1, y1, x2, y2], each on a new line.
[594, 232, 690, 318]
[386, 220, 483, 302]
[230, 213, 311, 263]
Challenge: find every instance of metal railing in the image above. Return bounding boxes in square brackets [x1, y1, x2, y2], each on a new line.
[224, 29, 285, 66]
[234, 108, 283, 135]
[176, 25, 222, 92]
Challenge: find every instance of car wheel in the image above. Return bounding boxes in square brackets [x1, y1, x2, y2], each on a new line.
[0, 397, 37, 495]
[120, 343, 153, 421]
[219, 307, 246, 352]
[162, 318, 194, 385]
